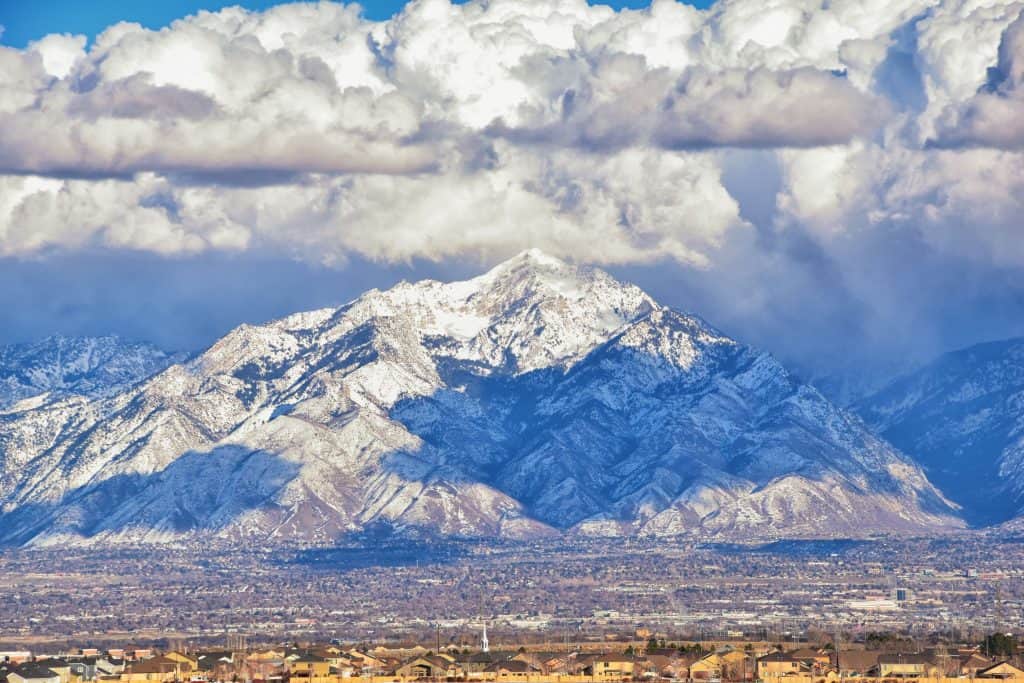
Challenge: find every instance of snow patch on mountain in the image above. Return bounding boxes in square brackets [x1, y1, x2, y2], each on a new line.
[0, 335, 182, 410]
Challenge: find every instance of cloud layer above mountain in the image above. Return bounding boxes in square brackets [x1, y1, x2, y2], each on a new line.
[2, 0, 1024, 379]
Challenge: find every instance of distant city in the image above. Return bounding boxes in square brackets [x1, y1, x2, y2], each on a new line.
[1, 535, 1023, 650]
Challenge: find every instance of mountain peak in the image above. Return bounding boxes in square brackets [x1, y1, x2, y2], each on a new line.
[514, 247, 570, 268]
[474, 248, 577, 289]
[407, 250, 659, 374]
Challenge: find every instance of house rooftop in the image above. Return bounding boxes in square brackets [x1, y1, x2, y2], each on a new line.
[10, 664, 59, 680]
[758, 652, 801, 662]
[485, 660, 537, 673]
[878, 654, 934, 665]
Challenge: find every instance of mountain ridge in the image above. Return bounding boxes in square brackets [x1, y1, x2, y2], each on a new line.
[0, 334, 184, 411]
[0, 251, 963, 546]
[857, 336, 1024, 526]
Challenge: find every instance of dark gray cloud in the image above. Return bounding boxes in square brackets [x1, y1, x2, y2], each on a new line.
[489, 61, 887, 151]
[67, 74, 220, 120]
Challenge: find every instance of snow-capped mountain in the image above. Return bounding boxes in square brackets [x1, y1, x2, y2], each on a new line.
[0, 251, 962, 546]
[857, 338, 1024, 526]
[0, 335, 182, 411]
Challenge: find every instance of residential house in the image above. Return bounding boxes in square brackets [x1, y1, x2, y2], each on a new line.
[834, 650, 879, 677]
[538, 653, 574, 675]
[978, 662, 1024, 679]
[194, 653, 233, 681]
[959, 654, 996, 676]
[9, 664, 61, 683]
[691, 654, 724, 681]
[460, 652, 514, 675]
[788, 649, 831, 675]
[877, 654, 935, 678]
[245, 649, 286, 683]
[311, 648, 342, 659]
[345, 650, 387, 676]
[558, 655, 588, 676]
[35, 660, 71, 683]
[483, 660, 540, 679]
[588, 655, 645, 679]
[645, 652, 698, 680]
[718, 650, 756, 680]
[393, 656, 459, 679]
[307, 648, 345, 672]
[121, 655, 193, 683]
[289, 654, 332, 683]
[159, 656, 194, 672]
[511, 651, 564, 675]
[66, 657, 98, 683]
[94, 660, 124, 680]
[757, 652, 809, 679]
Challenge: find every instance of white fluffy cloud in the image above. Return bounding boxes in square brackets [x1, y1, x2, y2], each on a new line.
[0, 0, 1023, 280]
[929, 9, 1024, 148]
[0, 12, 434, 178]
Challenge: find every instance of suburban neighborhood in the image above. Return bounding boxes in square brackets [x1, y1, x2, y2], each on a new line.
[4, 638, 1024, 683]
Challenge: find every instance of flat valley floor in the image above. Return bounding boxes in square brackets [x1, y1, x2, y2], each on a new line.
[0, 535, 1019, 648]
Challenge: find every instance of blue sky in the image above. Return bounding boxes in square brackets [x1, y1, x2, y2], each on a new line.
[0, 0, 715, 47]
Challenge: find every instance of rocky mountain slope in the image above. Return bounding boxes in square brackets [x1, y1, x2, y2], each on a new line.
[858, 338, 1024, 525]
[0, 335, 182, 410]
[0, 251, 961, 546]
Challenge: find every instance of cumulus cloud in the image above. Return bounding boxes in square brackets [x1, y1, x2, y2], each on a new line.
[0, 0, 890, 186]
[320, 145, 743, 267]
[490, 57, 887, 150]
[0, 15, 437, 178]
[4, 0, 1024, 381]
[0, 0, 888, 264]
[929, 10, 1024, 148]
[0, 0, 904, 264]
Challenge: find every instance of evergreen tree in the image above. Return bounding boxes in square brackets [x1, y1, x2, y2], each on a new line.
[984, 633, 1016, 657]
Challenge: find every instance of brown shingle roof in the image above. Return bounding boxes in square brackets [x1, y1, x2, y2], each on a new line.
[127, 656, 192, 675]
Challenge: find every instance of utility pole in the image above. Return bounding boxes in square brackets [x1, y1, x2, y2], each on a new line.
[834, 629, 841, 679]
[996, 585, 1005, 635]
